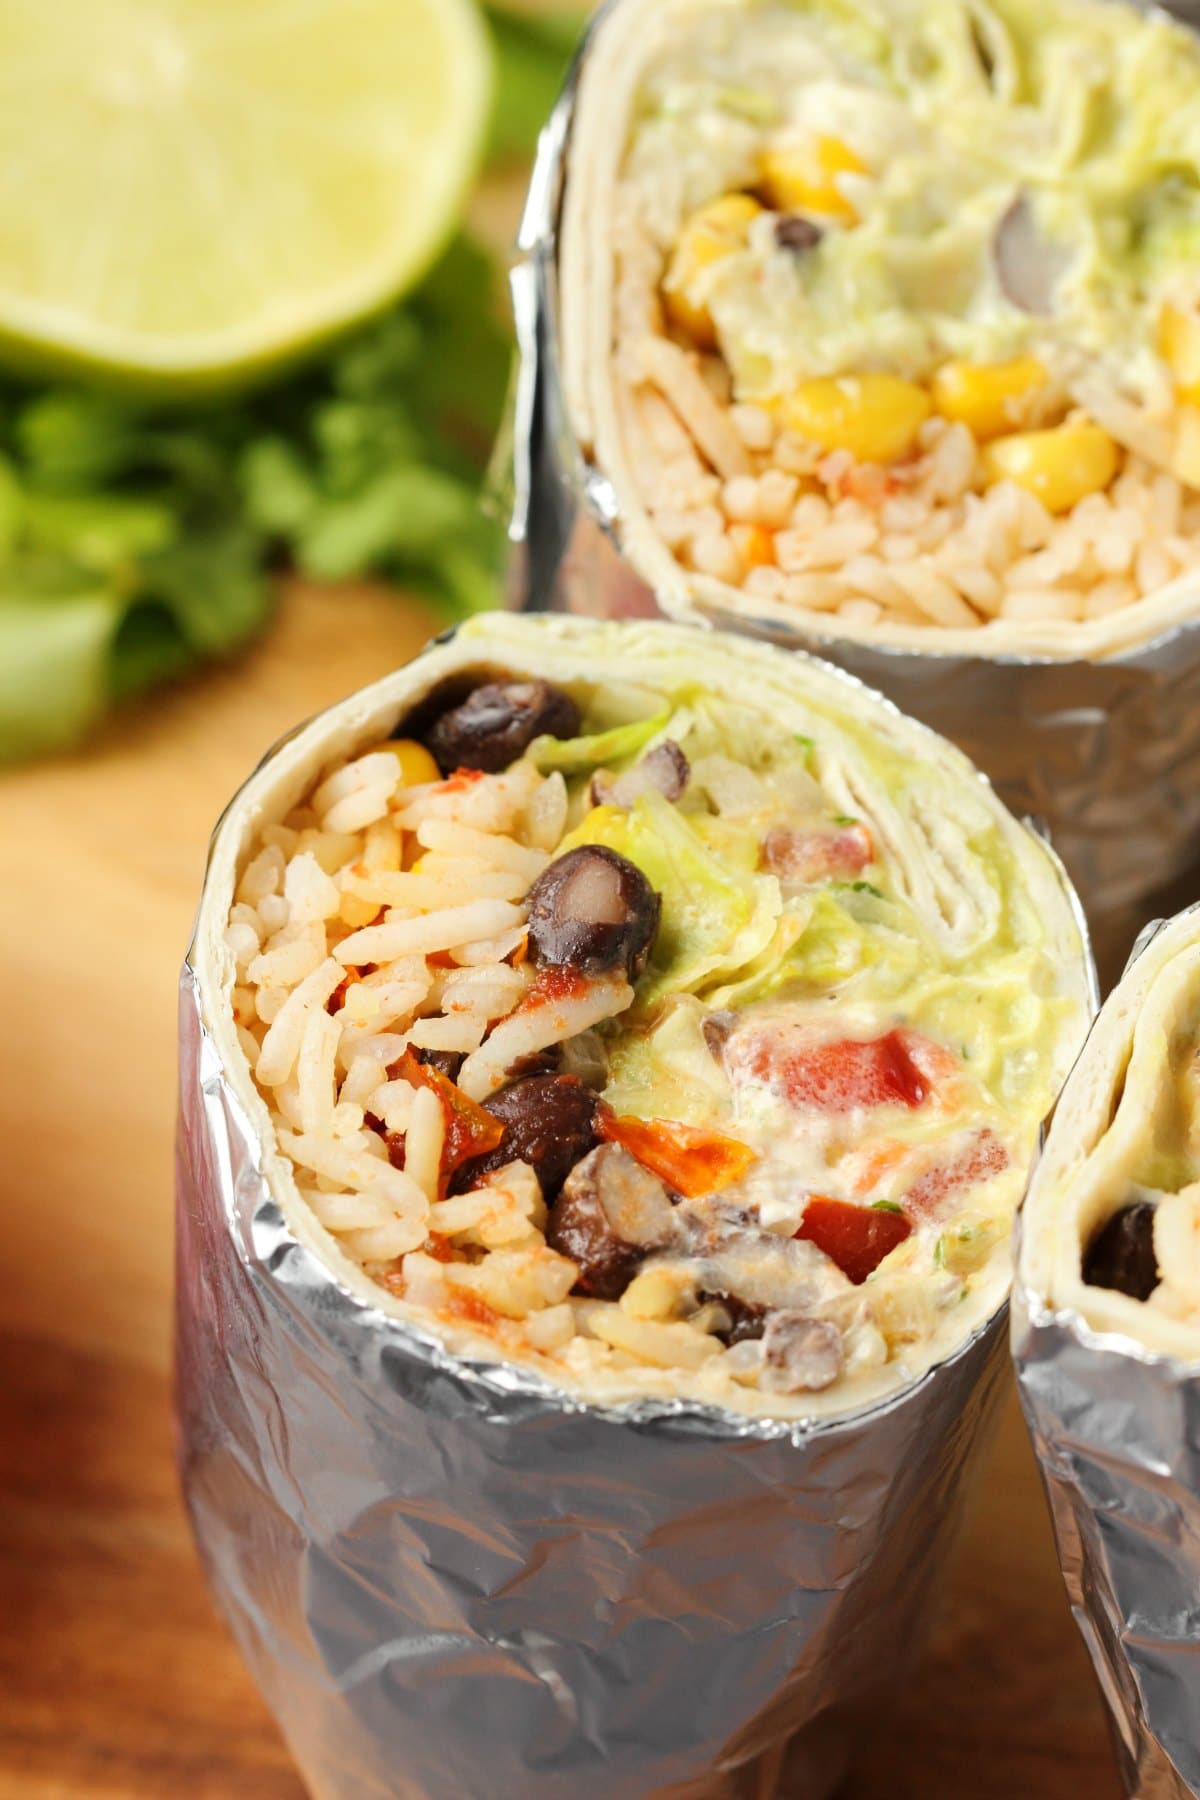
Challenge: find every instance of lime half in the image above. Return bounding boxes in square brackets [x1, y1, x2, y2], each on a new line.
[0, 0, 492, 387]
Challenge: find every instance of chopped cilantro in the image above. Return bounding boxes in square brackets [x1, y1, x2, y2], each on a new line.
[871, 1200, 905, 1214]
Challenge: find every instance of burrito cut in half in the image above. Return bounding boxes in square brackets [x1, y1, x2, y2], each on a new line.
[200, 614, 1091, 1420]
[561, 0, 1200, 654]
[1022, 906, 1200, 1358]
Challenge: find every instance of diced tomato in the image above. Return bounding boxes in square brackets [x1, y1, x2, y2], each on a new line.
[795, 1195, 912, 1285]
[903, 1129, 1009, 1223]
[598, 1108, 758, 1198]
[393, 1049, 505, 1192]
[743, 1028, 932, 1113]
[761, 821, 874, 885]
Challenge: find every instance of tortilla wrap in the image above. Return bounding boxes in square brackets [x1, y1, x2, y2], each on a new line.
[1021, 905, 1200, 1359]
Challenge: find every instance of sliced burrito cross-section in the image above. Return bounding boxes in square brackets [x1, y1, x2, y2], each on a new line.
[561, 0, 1200, 653]
[199, 613, 1090, 1422]
[1021, 907, 1200, 1357]
[1016, 906, 1200, 1798]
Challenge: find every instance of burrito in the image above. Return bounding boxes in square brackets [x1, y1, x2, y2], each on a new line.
[559, 0, 1200, 654]
[201, 612, 1090, 1420]
[1020, 908, 1200, 1353]
[1015, 907, 1200, 1797]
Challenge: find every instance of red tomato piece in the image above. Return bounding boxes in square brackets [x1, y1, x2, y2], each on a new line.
[597, 1109, 758, 1198]
[903, 1130, 1009, 1223]
[795, 1195, 912, 1285]
[393, 1050, 505, 1192]
[761, 821, 874, 885]
[744, 1028, 931, 1112]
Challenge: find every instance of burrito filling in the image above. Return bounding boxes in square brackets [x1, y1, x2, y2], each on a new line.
[227, 651, 1082, 1407]
[1080, 1006, 1200, 1326]
[603, 0, 1200, 631]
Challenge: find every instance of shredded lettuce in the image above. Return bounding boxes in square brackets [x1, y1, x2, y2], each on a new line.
[602, 997, 732, 1126]
[563, 791, 781, 1007]
[529, 704, 672, 773]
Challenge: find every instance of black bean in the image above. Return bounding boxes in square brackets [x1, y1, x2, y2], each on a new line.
[774, 214, 824, 255]
[699, 1290, 768, 1345]
[423, 679, 580, 775]
[414, 1047, 463, 1082]
[547, 1144, 679, 1299]
[761, 1313, 844, 1393]
[450, 1075, 599, 1200]
[527, 846, 661, 979]
[591, 740, 690, 809]
[1082, 1201, 1160, 1301]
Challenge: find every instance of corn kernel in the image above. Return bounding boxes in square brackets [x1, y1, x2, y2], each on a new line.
[663, 192, 762, 347]
[1161, 304, 1200, 403]
[362, 737, 440, 788]
[731, 522, 776, 570]
[1174, 405, 1200, 490]
[982, 419, 1119, 514]
[776, 374, 932, 464]
[757, 134, 865, 221]
[931, 356, 1053, 441]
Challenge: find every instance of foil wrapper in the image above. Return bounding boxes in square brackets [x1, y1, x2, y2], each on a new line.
[175, 639, 1034, 1799]
[506, 7, 1200, 919]
[1013, 914, 1200, 1800]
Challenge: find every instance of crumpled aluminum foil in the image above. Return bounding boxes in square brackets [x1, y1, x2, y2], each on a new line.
[1012, 913, 1200, 1800]
[175, 660, 1046, 1798]
[177, 961, 1012, 1799]
[505, 2, 1200, 919]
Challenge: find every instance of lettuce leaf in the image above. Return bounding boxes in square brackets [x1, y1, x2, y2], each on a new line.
[529, 704, 672, 773]
[603, 996, 732, 1126]
[563, 791, 781, 1007]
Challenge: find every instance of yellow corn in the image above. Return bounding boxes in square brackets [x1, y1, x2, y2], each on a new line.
[557, 804, 626, 855]
[931, 355, 1053, 441]
[982, 419, 1119, 514]
[730, 522, 776, 570]
[1161, 303, 1200, 403]
[363, 737, 441, 788]
[757, 134, 865, 222]
[776, 374, 932, 465]
[663, 192, 762, 346]
[1174, 405, 1200, 490]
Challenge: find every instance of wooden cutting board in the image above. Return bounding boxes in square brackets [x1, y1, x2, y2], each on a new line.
[0, 577, 1155, 1797]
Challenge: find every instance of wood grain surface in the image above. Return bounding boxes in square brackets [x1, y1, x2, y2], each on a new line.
[0, 576, 1162, 1799]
